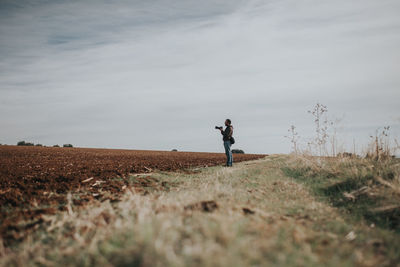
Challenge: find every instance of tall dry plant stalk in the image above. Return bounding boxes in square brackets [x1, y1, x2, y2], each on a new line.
[285, 125, 300, 154]
[367, 126, 394, 160]
[329, 117, 343, 157]
[308, 103, 329, 157]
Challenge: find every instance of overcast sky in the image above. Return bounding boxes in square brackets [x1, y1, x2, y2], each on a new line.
[1, 0, 399, 154]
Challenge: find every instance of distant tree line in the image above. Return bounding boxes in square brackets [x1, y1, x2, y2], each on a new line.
[17, 141, 35, 146]
[232, 149, 245, 154]
[17, 141, 73, 148]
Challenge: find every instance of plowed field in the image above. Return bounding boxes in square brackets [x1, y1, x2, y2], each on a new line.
[0, 146, 265, 245]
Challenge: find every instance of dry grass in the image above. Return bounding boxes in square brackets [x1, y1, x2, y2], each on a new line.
[282, 154, 400, 212]
[282, 154, 400, 245]
[1, 155, 400, 266]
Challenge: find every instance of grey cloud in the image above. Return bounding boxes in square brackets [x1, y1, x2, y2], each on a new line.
[0, 0, 399, 153]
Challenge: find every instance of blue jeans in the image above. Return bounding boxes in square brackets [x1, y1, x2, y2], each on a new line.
[224, 140, 233, 166]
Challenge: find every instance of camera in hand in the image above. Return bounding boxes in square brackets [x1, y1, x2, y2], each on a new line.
[215, 126, 223, 130]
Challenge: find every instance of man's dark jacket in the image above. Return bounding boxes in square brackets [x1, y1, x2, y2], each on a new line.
[222, 126, 233, 141]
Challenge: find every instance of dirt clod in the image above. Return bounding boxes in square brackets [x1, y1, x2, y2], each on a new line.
[185, 200, 219, 212]
[242, 207, 255, 215]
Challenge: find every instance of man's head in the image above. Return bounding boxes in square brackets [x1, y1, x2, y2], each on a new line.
[225, 119, 231, 126]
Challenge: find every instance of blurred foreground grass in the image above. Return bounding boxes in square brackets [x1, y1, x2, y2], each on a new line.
[1, 155, 399, 266]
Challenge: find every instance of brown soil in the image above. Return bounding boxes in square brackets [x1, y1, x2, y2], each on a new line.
[0, 146, 265, 245]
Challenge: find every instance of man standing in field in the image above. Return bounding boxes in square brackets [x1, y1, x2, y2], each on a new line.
[218, 119, 234, 167]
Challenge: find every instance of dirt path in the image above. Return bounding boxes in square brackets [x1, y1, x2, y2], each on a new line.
[2, 155, 399, 266]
